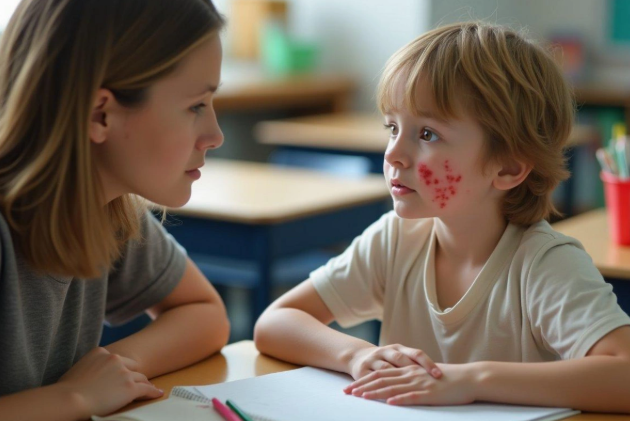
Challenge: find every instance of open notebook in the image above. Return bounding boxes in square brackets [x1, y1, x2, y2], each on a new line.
[95, 367, 580, 421]
[93, 386, 223, 421]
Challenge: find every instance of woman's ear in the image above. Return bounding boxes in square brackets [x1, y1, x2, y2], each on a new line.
[492, 158, 532, 191]
[89, 89, 116, 144]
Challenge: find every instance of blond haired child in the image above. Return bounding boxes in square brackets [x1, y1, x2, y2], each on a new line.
[255, 22, 630, 413]
[0, 0, 230, 419]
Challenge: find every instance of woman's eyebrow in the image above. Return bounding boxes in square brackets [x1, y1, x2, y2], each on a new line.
[189, 82, 222, 97]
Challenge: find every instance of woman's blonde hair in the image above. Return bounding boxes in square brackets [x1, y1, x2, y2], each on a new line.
[378, 22, 574, 226]
[0, 0, 224, 277]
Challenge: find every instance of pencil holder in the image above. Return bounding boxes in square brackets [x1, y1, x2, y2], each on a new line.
[601, 171, 630, 245]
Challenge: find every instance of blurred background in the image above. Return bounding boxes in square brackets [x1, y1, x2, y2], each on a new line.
[3, 0, 629, 344]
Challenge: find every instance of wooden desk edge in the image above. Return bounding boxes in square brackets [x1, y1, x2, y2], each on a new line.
[171, 193, 389, 225]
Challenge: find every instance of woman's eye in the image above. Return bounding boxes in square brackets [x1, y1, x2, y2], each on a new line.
[384, 123, 398, 136]
[190, 103, 207, 115]
[420, 128, 440, 142]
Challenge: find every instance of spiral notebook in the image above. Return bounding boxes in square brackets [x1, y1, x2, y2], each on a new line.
[92, 386, 225, 421]
[95, 367, 579, 421]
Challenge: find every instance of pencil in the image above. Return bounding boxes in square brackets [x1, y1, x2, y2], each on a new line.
[212, 398, 242, 421]
[226, 399, 255, 421]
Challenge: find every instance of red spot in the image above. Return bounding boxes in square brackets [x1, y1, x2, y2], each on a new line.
[434, 179, 439, 185]
[455, 175, 462, 183]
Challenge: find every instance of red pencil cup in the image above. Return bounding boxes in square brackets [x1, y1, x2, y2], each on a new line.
[601, 171, 630, 246]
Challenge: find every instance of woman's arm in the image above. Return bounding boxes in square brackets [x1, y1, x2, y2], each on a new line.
[0, 347, 163, 421]
[105, 258, 230, 378]
[0, 383, 87, 421]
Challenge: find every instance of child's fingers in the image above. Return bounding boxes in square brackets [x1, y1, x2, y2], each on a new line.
[387, 391, 430, 406]
[345, 367, 402, 393]
[382, 349, 417, 369]
[352, 374, 408, 397]
[397, 346, 441, 378]
[363, 384, 415, 401]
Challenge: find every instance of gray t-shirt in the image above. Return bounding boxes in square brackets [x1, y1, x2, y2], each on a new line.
[0, 211, 187, 397]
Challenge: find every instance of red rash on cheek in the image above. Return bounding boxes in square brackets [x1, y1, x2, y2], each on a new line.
[418, 160, 463, 209]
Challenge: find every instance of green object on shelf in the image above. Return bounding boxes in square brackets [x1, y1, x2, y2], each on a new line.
[261, 20, 319, 75]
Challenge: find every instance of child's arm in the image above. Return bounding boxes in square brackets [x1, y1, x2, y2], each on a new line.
[104, 258, 230, 379]
[473, 326, 630, 413]
[348, 326, 630, 413]
[0, 347, 163, 421]
[254, 280, 442, 380]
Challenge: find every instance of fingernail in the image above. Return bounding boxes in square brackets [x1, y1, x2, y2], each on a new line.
[158, 389, 164, 394]
[432, 368, 441, 377]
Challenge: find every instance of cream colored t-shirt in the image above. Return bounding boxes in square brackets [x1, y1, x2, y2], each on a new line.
[310, 211, 630, 363]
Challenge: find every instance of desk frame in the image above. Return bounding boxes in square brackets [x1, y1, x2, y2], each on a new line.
[167, 201, 387, 327]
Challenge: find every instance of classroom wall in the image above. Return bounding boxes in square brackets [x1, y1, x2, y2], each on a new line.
[216, 0, 431, 111]
[430, 0, 614, 68]
[287, 0, 431, 111]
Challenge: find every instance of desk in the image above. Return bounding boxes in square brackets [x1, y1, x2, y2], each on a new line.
[552, 209, 630, 313]
[166, 159, 389, 325]
[255, 112, 599, 214]
[574, 82, 630, 127]
[215, 65, 356, 113]
[119, 341, 629, 420]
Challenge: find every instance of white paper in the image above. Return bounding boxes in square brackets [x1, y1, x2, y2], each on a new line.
[195, 367, 579, 421]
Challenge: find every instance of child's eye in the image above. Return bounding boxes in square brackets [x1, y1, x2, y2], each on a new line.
[420, 128, 440, 142]
[190, 103, 207, 115]
[384, 123, 398, 137]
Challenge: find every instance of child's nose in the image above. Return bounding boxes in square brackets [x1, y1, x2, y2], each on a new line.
[384, 138, 411, 169]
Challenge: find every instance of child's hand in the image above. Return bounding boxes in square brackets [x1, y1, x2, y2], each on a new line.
[57, 347, 164, 417]
[345, 364, 475, 406]
[345, 344, 442, 383]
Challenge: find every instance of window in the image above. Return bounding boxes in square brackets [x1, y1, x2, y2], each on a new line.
[0, 1, 20, 31]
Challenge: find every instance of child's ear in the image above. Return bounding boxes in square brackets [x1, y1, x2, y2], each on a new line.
[492, 158, 532, 191]
[89, 89, 115, 144]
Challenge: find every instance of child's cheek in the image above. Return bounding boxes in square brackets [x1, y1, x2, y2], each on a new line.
[418, 160, 462, 209]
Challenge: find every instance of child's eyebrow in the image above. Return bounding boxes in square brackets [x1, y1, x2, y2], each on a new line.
[415, 108, 449, 124]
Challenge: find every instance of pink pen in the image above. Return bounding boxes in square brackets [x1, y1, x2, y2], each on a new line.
[212, 398, 242, 421]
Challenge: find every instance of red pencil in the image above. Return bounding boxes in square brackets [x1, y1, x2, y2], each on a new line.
[212, 398, 242, 421]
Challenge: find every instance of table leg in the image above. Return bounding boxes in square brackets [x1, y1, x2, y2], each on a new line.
[607, 278, 630, 316]
[251, 226, 273, 330]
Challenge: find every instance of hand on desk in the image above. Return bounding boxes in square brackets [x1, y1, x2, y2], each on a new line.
[57, 347, 163, 418]
[343, 343, 442, 384]
[345, 363, 476, 406]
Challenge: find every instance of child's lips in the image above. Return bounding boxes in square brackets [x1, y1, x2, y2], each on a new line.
[390, 179, 415, 195]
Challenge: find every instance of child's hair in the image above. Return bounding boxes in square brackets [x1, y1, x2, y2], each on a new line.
[0, 0, 225, 277]
[378, 22, 574, 226]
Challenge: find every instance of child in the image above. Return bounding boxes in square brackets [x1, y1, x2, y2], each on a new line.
[255, 22, 630, 413]
[0, 0, 230, 419]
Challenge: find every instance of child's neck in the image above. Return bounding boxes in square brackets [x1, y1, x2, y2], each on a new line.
[433, 206, 508, 267]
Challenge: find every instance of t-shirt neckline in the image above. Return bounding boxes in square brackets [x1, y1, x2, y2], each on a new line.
[423, 219, 523, 325]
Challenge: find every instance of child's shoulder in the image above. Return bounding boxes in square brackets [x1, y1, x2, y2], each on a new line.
[514, 219, 597, 281]
[520, 219, 584, 254]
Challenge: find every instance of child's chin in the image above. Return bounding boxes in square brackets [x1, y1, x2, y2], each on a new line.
[393, 204, 432, 220]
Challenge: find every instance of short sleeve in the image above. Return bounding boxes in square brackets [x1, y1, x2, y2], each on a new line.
[526, 241, 630, 359]
[310, 211, 397, 328]
[105, 212, 188, 326]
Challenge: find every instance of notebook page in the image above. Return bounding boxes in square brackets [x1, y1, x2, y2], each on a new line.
[92, 398, 224, 421]
[195, 367, 579, 421]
